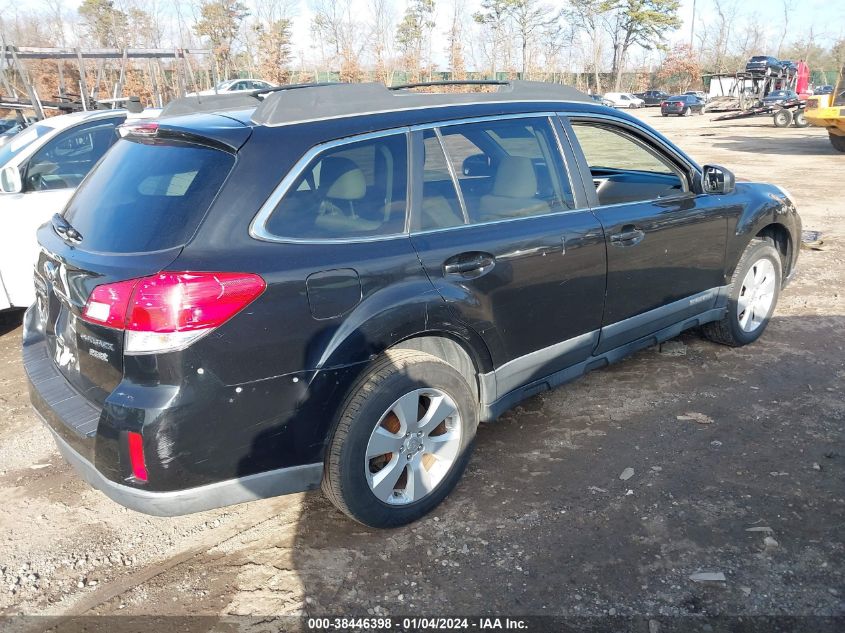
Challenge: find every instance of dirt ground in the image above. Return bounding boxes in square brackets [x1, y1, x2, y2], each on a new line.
[0, 109, 842, 631]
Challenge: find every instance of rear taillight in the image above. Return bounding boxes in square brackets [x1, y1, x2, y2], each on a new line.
[82, 272, 266, 354]
[660, 101, 667, 107]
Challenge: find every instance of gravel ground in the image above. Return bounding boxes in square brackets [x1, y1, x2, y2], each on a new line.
[0, 109, 842, 630]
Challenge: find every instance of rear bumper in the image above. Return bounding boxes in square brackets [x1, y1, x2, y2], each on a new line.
[44, 423, 321, 516]
[23, 305, 324, 516]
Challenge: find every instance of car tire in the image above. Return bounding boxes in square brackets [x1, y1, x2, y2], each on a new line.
[773, 109, 793, 128]
[792, 111, 808, 127]
[830, 132, 845, 152]
[683, 107, 692, 116]
[702, 239, 782, 347]
[322, 349, 477, 527]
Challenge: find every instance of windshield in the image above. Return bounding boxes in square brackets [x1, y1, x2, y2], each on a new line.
[0, 123, 52, 167]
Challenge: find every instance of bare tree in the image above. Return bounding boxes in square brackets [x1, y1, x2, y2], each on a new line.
[507, 0, 560, 78]
[370, 0, 397, 84]
[568, 0, 609, 92]
[473, 0, 511, 78]
[444, 0, 467, 80]
[396, 0, 435, 82]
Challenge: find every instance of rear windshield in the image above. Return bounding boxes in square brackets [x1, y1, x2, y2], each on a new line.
[63, 138, 234, 253]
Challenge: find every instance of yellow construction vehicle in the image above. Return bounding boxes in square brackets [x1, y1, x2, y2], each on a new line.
[805, 63, 845, 152]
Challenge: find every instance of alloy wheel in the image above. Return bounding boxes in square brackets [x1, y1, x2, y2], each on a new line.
[365, 388, 462, 505]
[737, 258, 776, 332]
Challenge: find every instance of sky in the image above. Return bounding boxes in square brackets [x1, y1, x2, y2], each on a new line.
[23, 0, 845, 70]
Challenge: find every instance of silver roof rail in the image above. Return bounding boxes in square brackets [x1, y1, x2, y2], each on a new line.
[251, 80, 589, 128]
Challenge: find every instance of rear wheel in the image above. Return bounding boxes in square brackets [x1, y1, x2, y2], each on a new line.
[773, 109, 793, 128]
[683, 106, 692, 116]
[830, 132, 845, 152]
[792, 111, 808, 127]
[322, 349, 477, 527]
[702, 240, 782, 347]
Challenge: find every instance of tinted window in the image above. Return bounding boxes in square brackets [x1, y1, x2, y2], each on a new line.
[63, 138, 234, 253]
[26, 118, 122, 192]
[571, 122, 686, 206]
[438, 117, 574, 224]
[266, 133, 408, 239]
[417, 130, 465, 231]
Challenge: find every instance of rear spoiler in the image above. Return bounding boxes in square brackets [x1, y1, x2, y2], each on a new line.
[160, 93, 260, 118]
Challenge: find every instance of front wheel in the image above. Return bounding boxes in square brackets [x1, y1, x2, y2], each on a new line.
[792, 111, 808, 127]
[830, 132, 845, 152]
[702, 240, 782, 347]
[322, 349, 477, 527]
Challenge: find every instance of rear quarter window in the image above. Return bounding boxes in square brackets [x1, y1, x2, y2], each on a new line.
[63, 138, 234, 253]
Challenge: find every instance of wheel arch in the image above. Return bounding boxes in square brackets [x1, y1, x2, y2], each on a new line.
[755, 223, 793, 278]
[391, 333, 488, 403]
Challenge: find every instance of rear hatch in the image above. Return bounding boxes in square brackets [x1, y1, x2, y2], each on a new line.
[34, 120, 244, 408]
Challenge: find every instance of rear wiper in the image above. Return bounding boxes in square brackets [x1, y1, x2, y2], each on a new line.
[52, 213, 83, 243]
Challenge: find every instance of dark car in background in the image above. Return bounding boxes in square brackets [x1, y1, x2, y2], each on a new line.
[24, 81, 801, 528]
[763, 89, 800, 106]
[661, 94, 705, 116]
[634, 90, 669, 106]
[746, 56, 784, 76]
[815, 85, 834, 95]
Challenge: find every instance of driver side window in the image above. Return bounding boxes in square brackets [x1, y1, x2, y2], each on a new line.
[570, 122, 687, 206]
[25, 118, 122, 193]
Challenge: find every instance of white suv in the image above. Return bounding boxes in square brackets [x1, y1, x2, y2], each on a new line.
[603, 92, 645, 109]
[0, 109, 156, 311]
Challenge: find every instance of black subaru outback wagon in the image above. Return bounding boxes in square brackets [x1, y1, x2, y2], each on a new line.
[24, 81, 800, 527]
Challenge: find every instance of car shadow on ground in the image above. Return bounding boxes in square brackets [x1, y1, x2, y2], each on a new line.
[709, 133, 837, 156]
[198, 313, 845, 625]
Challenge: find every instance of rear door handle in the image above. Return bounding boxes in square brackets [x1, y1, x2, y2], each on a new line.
[443, 252, 496, 278]
[610, 225, 645, 247]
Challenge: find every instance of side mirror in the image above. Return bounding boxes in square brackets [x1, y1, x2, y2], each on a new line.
[462, 153, 492, 178]
[0, 165, 22, 194]
[701, 164, 735, 195]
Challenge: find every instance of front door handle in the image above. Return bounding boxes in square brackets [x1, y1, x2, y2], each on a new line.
[610, 225, 645, 247]
[443, 252, 496, 278]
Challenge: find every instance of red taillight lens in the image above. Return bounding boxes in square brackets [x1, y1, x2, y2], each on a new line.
[81, 272, 266, 354]
[660, 101, 667, 106]
[82, 279, 137, 328]
[127, 272, 266, 333]
[127, 431, 148, 481]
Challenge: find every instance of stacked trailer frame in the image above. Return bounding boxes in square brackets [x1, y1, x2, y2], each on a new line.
[0, 46, 216, 122]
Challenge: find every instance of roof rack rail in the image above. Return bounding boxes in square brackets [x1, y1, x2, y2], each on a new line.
[159, 82, 347, 118]
[388, 80, 510, 90]
[249, 81, 340, 97]
[252, 80, 589, 128]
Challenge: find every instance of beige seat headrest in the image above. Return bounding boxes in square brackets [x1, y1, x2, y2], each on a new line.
[492, 156, 537, 198]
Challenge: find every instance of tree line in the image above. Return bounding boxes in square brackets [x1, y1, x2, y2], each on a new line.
[0, 0, 842, 107]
